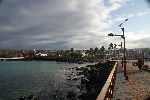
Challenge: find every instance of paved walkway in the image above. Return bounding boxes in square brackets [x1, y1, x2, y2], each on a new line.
[112, 62, 150, 100]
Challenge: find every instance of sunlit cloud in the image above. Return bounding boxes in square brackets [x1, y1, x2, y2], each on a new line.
[137, 10, 150, 16]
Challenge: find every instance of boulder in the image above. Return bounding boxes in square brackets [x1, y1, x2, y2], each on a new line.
[67, 91, 76, 98]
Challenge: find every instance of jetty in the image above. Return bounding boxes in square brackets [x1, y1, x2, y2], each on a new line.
[0, 57, 24, 61]
[112, 61, 150, 100]
[98, 60, 150, 100]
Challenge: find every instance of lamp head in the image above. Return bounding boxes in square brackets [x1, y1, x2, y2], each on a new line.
[108, 33, 114, 36]
[121, 28, 124, 32]
[125, 19, 128, 21]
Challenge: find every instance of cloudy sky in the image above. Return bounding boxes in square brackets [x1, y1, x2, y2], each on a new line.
[0, 0, 150, 50]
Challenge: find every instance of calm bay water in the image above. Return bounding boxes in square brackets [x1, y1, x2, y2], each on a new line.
[0, 61, 91, 100]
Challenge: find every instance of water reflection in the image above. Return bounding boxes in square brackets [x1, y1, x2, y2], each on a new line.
[0, 61, 91, 100]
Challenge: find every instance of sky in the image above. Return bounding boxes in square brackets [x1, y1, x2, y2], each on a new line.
[0, 0, 150, 50]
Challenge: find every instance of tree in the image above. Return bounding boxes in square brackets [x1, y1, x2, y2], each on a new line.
[89, 48, 94, 56]
[70, 48, 74, 52]
[85, 50, 90, 56]
[101, 46, 105, 53]
[109, 43, 113, 50]
[65, 50, 71, 58]
[100, 46, 105, 59]
[94, 47, 99, 55]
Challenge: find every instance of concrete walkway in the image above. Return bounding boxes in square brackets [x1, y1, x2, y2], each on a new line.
[112, 62, 150, 100]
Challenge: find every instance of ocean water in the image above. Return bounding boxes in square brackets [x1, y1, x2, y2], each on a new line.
[0, 61, 91, 100]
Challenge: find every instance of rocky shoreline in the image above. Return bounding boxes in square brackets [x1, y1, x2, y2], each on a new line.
[19, 61, 116, 100]
[0, 56, 98, 64]
[66, 60, 115, 100]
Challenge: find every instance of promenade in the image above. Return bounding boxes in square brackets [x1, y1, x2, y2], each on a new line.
[112, 61, 150, 100]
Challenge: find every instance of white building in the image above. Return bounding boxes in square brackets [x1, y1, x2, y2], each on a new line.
[36, 53, 48, 57]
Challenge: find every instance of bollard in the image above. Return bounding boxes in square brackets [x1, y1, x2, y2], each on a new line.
[125, 76, 128, 80]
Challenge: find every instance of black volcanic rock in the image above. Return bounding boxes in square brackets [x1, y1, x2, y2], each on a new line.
[19, 96, 26, 100]
[67, 91, 76, 98]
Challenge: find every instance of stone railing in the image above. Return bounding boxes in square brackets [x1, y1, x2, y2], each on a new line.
[97, 62, 118, 100]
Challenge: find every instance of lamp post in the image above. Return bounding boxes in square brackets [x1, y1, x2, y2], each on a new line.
[108, 19, 128, 79]
[108, 19, 128, 78]
[108, 28, 127, 77]
[121, 28, 126, 77]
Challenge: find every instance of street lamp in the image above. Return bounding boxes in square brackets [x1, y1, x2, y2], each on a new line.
[108, 33, 114, 36]
[108, 27, 127, 78]
[118, 19, 128, 27]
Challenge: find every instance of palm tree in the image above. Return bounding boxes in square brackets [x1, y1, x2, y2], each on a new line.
[109, 43, 113, 50]
[94, 47, 99, 55]
[100, 46, 105, 59]
[89, 48, 94, 56]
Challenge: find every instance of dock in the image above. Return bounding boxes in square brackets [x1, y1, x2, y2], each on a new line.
[0, 57, 24, 61]
[112, 61, 150, 100]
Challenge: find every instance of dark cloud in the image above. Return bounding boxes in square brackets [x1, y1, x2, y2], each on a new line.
[0, 0, 2, 3]
[0, 0, 107, 49]
[0, 0, 145, 49]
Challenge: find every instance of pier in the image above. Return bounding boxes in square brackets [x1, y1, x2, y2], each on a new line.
[0, 57, 24, 61]
[97, 60, 150, 100]
[112, 61, 150, 100]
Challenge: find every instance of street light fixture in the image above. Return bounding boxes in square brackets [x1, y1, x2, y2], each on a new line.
[108, 33, 114, 36]
[108, 19, 128, 78]
[118, 19, 128, 27]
